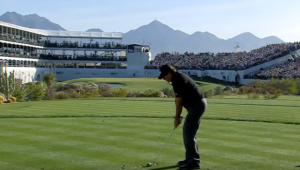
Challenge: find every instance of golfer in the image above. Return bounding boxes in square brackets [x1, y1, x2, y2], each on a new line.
[158, 64, 207, 170]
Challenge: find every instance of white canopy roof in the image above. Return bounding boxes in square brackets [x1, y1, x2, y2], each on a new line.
[0, 21, 122, 39]
[34, 29, 122, 39]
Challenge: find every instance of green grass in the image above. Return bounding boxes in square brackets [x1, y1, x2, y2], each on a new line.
[60, 77, 223, 92]
[1, 96, 300, 125]
[0, 95, 300, 170]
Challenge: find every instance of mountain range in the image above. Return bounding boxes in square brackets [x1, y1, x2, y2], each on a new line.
[0, 11, 285, 56]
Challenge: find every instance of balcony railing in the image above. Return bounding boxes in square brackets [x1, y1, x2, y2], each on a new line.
[0, 52, 127, 61]
[0, 52, 40, 59]
[0, 34, 128, 50]
[39, 54, 127, 61]
[44, 41, 127, 49]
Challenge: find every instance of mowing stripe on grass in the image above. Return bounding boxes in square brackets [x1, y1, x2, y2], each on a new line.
[0, 117, 299, 170]
[1, 97, 299, 125]
[0, 96, 299, 170]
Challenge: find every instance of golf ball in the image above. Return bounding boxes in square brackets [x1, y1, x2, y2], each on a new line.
[147, 163, 152, 166]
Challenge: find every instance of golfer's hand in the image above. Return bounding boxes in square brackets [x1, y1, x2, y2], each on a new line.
[174, 118, 181, 128]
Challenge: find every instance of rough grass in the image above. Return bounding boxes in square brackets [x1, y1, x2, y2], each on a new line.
[0, 96, 299, 170]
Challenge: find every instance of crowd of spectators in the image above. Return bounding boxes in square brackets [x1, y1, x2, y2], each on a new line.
[44, 41, 127, 49]
[145, 42, 300, 71]
[244, 55, 300, 79]
[0, 33, 127, 49]
[0, 47, 38, 58]
[145, 52, 214, 70]
[39, 54, 127, 61]
[0, 33, 44, 46]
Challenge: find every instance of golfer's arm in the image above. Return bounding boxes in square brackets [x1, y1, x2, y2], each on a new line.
[175, 97, 183, 119]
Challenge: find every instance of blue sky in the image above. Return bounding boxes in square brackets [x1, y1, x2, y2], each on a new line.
[0, 0, 299, 42]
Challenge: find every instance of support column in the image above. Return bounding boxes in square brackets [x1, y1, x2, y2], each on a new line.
[27, 31, 30, 44]
[1, 25, 4, 35]
[6, 26, 8, 40]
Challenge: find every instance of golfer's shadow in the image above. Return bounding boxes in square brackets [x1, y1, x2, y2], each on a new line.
[295, 165, 300, 168]
[148, 165, 178, 170]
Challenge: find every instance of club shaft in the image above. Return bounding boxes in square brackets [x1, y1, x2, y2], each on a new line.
[153, 127, 175, 163]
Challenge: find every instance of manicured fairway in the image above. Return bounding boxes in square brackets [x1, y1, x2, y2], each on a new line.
[61, 77, 222, 91]
[0, 96, 299, 170]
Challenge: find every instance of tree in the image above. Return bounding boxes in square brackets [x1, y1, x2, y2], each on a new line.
[43, 72, 56, 88]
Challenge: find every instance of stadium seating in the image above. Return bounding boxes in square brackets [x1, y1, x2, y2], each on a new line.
[244, 55, 300, 79]
[146, 43, 300, 71]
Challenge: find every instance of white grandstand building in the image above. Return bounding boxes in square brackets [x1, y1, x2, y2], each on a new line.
[0, 21, 152, 83]
[1, 21, 299, 85]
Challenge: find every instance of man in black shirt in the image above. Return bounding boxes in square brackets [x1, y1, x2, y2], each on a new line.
[158, 64, 207, 170]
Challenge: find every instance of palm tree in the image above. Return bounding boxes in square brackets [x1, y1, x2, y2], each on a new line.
[43, 72, 56, 88]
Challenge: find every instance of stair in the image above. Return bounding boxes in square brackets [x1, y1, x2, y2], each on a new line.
[243, 54, 292, 75]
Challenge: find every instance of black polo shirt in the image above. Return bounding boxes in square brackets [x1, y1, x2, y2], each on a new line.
[171, 72, 204, 109]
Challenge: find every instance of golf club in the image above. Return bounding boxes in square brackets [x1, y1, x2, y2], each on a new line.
[147, 116, 183, 167]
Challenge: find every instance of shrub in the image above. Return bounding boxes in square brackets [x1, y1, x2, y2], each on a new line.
[294, 78, 300, 95]
[223, 90, 233, 96]
[44, 88, 56, 100]
[232, 88, 239, 94]
[267, 78, 298, 95]
[161, 88, 175, 97]
[101, 90, 112, 97]
[10, 97, 16, 102]
[6, 99, 12, 103]
[68, 89, 80, 98]
[247, 93, 261, 99]
[98, 84, 111, 96]
[252, 93, 261, 99]
[35, 81, 42, 86]
[248, 80, 266, 88]
[111, 88, 128, 97]
[0, 95, 3, 104]
[214, 86, 223, 95]
[12, 85, 26, 102]
[55, 91, 69, 99]
[26, 84, 46, 101]
[245, 86, 264, 94]
[59, 83, 83, 92]
[273, 90, 282, 99]
[144, 89, 160, 97]
[263, 90, 282, 99]
[203, 89, 214, 98]
[262, 85, 277, 94]
[81, 87, 99, 98]
[238, 86, 247, 94]
[56, 83, 67, 91]
[127, 90, 140, 97]
[263, 92, 271, 99]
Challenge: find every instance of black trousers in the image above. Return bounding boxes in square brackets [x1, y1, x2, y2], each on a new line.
[183, 98, 207, 165]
